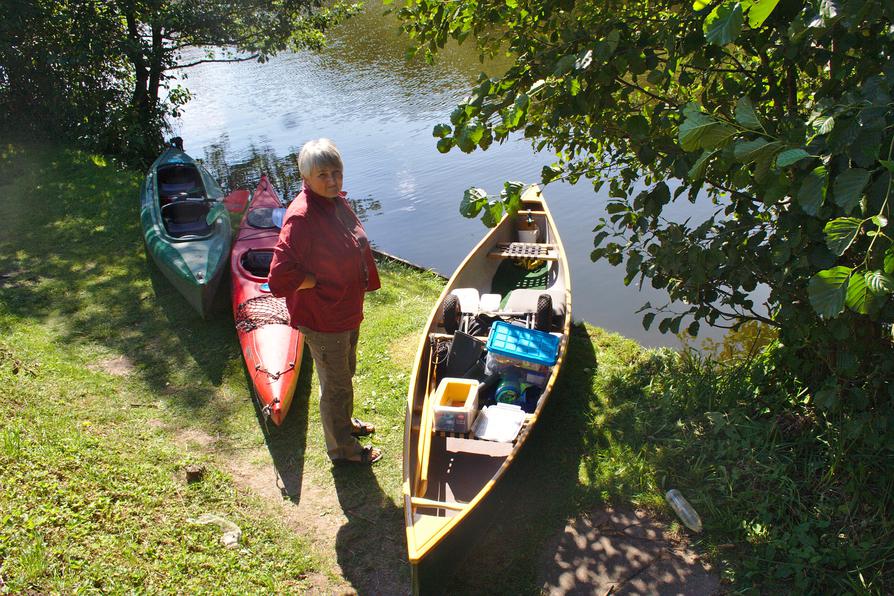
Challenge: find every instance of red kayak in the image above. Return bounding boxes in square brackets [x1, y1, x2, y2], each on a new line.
[231, 175, 304, 425]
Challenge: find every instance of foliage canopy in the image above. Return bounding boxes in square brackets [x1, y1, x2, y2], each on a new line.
[395, 0, 894, 413]
[0, 0, 358, 161]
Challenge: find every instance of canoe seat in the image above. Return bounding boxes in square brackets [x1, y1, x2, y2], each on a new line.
[504, 288, 566, 317]
[450, 288, 480, 313]
[488, 242, 558, 260]
[162, 201, 212, 238]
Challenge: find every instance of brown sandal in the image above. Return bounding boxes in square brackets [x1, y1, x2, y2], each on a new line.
[333, 446, 383, 466]
[350, 417, 376, 437]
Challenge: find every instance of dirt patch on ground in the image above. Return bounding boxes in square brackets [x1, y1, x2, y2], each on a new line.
[89, 355, 136, 376]
[538, 507, 720, 595]
[168, 426, 404, 595]
[389, 333, 422, 369]
[173, 427, 219, 449]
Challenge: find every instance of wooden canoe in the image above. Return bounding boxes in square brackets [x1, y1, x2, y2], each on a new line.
[140, 141, 247, 318]
[230, 176, 304, 425]
[402, 185, 572, 593]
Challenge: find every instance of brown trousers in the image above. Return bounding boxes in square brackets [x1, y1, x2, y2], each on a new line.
[298, 326, 363, 460]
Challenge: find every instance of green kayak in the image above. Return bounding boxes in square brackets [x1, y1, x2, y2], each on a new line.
[140, 142, 241, 318]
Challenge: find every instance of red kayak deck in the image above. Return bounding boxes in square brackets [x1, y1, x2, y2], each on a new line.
[230, 176, 304, 425]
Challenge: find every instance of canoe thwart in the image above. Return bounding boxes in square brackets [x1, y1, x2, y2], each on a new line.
[410, 497, 467, 512]
[488, 242, 558, 260]
[434, 419, 530, 443]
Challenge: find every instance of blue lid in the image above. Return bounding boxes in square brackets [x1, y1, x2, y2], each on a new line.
[486, 321, 560, 367]
[259, 282, 270, 293]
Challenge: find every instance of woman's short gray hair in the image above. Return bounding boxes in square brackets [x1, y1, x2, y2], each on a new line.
[297, 138, 343, 178]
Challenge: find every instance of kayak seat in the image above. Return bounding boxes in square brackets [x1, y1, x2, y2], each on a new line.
[241, 250, 274, 278]
[162, 201, 211, 238]
[158, 164, 205, 205]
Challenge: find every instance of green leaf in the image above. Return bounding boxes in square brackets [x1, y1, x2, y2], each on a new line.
[734, 96, 762, 130]
[807, 266, 850, 318]
[688, 149, 718, 180]
[626, 115, 650, 140]
[820, 0, 839, 19]
[832, 168, 870, 213]
[436, 138, 453, 153]
[879, 160, 894, 175]
[797, 166, 827, 216]
[541, 164, 563, 183]
[886, 247, 894, 274]
[642, 312, 656, 330]
[500, 181, 525, 214]
[814, 114, 835, 135]
[814, 385, 838, 410]
[775, 148, 810, 168]
[866, 270, 894, 294]
[845, 270, 870, 314]
[481, 201, 504, 228]
[753, 141, 785, 182]
[704, 2, 744, 46]
[679, 106, 736, 151]
[823, 217, 862, 256]
[432, 123, 452, 138]
[733, 138, 768, 162]
[456, 122, 485, 152]
[460, 187, 488, 218]
[554, 54, 577, 75]
[745, 0, 780, 27]
[669, 316, 681, 334]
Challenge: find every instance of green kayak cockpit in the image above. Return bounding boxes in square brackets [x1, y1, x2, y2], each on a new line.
[161, 200, 214, 238]
[157, 162, 216, 239]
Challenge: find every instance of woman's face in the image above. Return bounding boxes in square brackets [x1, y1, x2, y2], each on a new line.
[304, 164, 343, 199]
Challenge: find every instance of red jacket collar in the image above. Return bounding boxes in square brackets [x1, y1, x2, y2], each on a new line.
[303, 186, 345, 206]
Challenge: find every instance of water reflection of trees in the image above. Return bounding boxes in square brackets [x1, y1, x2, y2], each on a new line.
[694, 321, 777, 362]
[198, 135, 382, 221]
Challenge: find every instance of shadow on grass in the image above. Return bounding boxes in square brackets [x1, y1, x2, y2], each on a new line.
[248, 356, 313, 501]
[332, 464, 408, 595]
[0, 145, 240, 415]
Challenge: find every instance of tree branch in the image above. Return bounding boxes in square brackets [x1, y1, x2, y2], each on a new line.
[171, 54, 260, 69]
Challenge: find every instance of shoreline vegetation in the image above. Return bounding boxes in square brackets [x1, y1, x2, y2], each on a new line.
[1, 143, 891, 592]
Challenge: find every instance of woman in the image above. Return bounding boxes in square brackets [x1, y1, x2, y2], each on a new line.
[268, 138, 382, 465]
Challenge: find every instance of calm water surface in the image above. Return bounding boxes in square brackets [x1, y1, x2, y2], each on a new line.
[172, 4, 728, 347]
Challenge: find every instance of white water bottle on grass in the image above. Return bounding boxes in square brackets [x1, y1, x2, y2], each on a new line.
[665, 489, 703, 532]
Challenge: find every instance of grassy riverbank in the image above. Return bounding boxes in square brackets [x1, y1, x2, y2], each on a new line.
[1, 143, 890, 593]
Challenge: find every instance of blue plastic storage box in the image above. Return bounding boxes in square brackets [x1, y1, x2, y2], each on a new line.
[486, 321, 560, 368]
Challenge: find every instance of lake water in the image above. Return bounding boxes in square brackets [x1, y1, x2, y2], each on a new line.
[171, 3, 728, 348]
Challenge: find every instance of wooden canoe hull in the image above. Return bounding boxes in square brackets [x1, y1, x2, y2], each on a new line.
[230, 176, 304, 425]
[402, 185, 572, 592]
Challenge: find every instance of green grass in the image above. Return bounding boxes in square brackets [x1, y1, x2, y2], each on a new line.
[2, 141, 890, 594]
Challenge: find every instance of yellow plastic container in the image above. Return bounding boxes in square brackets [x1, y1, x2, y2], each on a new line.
[432, 377, 479, 433]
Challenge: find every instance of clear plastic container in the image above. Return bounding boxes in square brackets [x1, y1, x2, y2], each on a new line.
[665, 489, 703, 532]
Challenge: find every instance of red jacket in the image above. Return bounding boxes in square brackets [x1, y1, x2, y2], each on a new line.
[268, 187, 380, 332]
